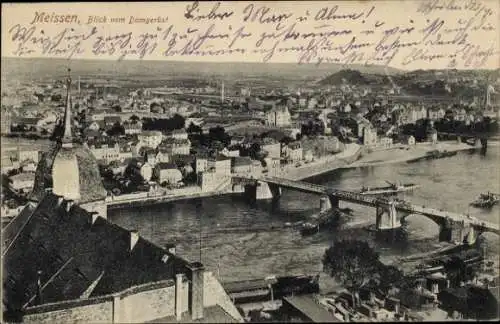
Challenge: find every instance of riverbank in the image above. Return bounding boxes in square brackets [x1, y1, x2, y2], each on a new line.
[348, 141, 474, 169]
[107, 141, 479, 208]
[276, 141, 477, 181]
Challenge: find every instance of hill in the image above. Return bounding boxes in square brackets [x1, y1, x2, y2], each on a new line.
[0, 57, 401, 83]
[318, 69, 370, 85]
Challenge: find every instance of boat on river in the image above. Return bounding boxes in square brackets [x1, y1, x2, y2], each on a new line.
[470, 192, 500, 208]
[407, 150, 458, 163]
[425, 150, 458, 160]
[300, 208, 349, 237]
[300, 222, 320, 236]
[359, 181, 420, 195]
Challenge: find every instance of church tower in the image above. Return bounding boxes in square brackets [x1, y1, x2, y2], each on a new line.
[30, 68, 108, 218]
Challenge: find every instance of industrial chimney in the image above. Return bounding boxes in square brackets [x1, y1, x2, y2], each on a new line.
[175, 273, 185, 321]
[36, 270, 43, 305]
[221, 81, 225, 103]
[188, 262, 205, 321]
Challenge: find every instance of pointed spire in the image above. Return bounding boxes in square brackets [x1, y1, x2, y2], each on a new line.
[61, 68, 73, 148]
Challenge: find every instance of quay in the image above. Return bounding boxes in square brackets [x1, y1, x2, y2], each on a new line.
[106, 185, 233, 209]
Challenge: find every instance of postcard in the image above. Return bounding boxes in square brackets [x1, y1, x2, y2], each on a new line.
[1, 1, 499, 323]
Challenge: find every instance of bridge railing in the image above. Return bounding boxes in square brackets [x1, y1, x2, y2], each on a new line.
[234, 175, 498, 231]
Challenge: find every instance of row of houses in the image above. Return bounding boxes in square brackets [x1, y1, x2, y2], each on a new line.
[1, 148, 40, 174]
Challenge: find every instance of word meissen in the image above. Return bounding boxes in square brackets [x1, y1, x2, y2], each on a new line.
[30, 12, 79, 24]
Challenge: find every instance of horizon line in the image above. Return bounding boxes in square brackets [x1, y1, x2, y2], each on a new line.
[2, 56, 499, 73]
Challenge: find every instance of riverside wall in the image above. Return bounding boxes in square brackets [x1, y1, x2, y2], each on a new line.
[105, 140, 479, 208]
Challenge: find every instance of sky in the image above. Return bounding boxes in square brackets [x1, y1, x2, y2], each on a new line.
[2, 1, 499, 70]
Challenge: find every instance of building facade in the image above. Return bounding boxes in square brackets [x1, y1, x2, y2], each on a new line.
[266, 106, 291, 127]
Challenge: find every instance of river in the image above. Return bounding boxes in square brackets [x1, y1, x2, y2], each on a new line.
[109, 146, 500, 283]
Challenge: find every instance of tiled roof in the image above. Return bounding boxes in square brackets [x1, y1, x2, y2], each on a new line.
[223, 278, 268, 293]
[30, 143, 107, 204]
[170, 154, 194, 166]
[171, 129, 187, 134]
[288, 142, 302, 150]
[2, 194, 191, 311]
[156, 163, 178, 170]
[232, 157, 252, 167]
[104, 116, 121, 123]
[83, 129, 101, 138]
[148, 305, 236, 323]
[140, 131, 162, 137]
[283, 295, 340, 322]
[9, 172, 36, 182]
[161, 138, 190, 146]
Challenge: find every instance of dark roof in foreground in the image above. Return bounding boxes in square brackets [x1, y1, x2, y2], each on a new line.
[283, 295, 340, 322]
[148, 305, 236, 323]
[2, 193, 191, 312]
[223, 278, 268, 293]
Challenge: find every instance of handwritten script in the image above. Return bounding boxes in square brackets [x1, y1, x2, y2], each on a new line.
[5, 0, 499, 69]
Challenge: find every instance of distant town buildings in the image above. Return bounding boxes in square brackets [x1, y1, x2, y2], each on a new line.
[138, 131, 163, 149]
[282, 141, 303, 163]
[363, 126, 378, 146]
[155, 162, 183, 185]
[267, 105, 291, 127]
[1, 107, 12, 134]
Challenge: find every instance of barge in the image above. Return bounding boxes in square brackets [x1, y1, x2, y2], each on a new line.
[470, 192, 500, 208]
[359, 181, 420, 195]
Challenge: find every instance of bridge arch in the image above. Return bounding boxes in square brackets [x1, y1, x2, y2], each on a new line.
[399, 213, 445, 229]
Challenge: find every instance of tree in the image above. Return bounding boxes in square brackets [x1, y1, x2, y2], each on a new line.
[98, 164, 114, 180]
[209, 126, 231, 146]
[280, 136, 294, 145]
[187, 122, 202, 134]
[106, 122, 125, 136]
[444, 255, 476, 287]
[130, 115, 140, 122]
[323, 240, 381, 290]
[248, 143, 261, 160]
[50, 122, 63, 141]
[171, 114, 185, 130]
[378, 265, 406, 293]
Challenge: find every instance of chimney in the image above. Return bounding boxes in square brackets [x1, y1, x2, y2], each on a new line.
[165, 243, 176, 255]
[36, 270, 43, 305]
[221, 81, 225, 103]
[175, 273, 184, 321]
[89, 212, 100, 225]
[188, 262, 204, 321]
[65, 200, 74, 212]
[130, 230, 139, 251]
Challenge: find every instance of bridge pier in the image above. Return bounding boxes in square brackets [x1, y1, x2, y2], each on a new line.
[328, 196, 340, 210]
[320, 196, 331, 212]
[244, 181, 281, 201]
[480, 138, 488, 149]
[375, 202, 401, 231]
[439, 219, 479, 245]
[232, 184, 245, 193]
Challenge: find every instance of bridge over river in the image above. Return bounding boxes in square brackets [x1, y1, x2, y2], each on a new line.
[233, 174, 499, 245]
